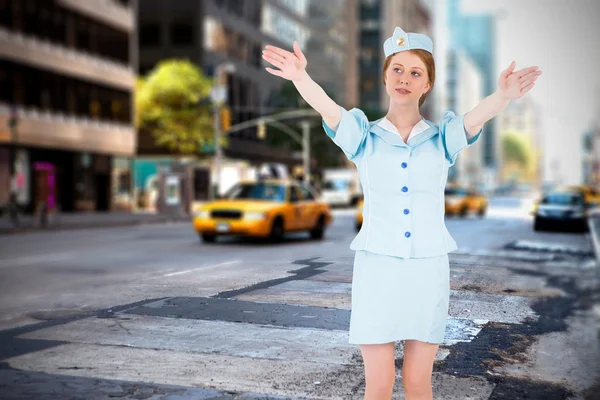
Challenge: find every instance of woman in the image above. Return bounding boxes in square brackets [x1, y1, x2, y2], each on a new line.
[262, 27, 541, 400]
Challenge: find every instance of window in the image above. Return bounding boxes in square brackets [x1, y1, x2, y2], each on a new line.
[225, 183, 287, 202]
[204, 17, 227, 52]
[299, 185, 315, 201]
[139, 23, 161, 47]
[289, 187, 300, 203]
[170, 21, 194, 46]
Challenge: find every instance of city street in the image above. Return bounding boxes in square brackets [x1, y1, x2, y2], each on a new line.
[0, 197, 598, 399]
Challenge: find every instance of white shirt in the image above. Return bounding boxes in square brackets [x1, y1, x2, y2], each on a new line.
[377, 117, 431, 143]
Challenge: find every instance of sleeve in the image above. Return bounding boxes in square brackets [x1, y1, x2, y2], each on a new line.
[322, 106, 369, 161]
[439, 111, 483, 165]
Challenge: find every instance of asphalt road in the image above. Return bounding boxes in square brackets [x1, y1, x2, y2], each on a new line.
[0, 197, 597, 399]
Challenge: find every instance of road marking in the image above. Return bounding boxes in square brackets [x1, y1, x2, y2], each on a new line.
[163, 260, 241, 277]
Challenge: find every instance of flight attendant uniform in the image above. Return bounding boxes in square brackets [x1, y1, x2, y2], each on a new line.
[322, 27, 483, 345]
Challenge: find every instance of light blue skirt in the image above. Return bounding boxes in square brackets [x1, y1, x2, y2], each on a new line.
[349, 250, 450, 345]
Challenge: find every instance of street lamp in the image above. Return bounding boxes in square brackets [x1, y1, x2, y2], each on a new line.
[300, 120, 311, 186]
[210, 62, 235, 199]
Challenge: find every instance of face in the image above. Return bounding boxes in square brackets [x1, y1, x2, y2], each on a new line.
[384, 51, 430, 105]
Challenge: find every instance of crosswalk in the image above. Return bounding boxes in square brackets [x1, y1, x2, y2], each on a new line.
[1, 248, 596, 399]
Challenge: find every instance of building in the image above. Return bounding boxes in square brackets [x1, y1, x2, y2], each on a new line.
[359, 0, 433, 117]
[442, 0, 499, 186]
[137, 0, 357, 196]
[453, 51, 484, 187]
[0, 0, 137, 213]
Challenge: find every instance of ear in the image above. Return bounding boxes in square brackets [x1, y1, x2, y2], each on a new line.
[423, 82, 431, 94]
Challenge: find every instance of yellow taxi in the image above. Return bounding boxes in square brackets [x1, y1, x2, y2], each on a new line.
[444, 185, 488, 217]
[193, 179, 332, 242]
[355, 198, 364, 231]
[564, 185, 600, 205]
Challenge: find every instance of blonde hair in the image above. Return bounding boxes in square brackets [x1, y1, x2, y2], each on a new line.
[382, 50, 436, 108]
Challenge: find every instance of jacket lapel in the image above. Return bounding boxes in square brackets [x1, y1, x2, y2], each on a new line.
[369, 118, 439, 148]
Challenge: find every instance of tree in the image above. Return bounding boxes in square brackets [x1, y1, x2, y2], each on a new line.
[136, 60, 215, 155]
[501, 131, 538, 183]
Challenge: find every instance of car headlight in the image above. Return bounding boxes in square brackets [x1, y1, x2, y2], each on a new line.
[195, 210, 210, 219]
[244, 211, 267, 220]
[570, 211, 584, 218]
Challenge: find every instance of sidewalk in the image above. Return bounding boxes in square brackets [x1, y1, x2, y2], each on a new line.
[588, 210, 600, 279]
[0, 211, 191, 234]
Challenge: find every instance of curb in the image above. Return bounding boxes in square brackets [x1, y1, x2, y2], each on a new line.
[0, 216, 191, 235]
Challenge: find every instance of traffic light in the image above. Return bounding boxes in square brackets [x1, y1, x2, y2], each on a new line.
[257, 119, 266, 139]
[220, 106, 231, 131]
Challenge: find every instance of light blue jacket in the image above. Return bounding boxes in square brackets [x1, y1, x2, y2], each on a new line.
[323, 106, 482, 259]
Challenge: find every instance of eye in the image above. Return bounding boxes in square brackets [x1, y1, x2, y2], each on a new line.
[412, 71, 421, 77]
[393, 68, 402, 73]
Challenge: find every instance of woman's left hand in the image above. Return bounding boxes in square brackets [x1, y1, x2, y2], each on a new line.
[498, 61, 542, 99]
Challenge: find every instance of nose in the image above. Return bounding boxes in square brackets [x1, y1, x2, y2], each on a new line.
[398, 73, 409, 86]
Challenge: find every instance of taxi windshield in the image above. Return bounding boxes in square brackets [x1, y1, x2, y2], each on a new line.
[444, 187, 468, 196]
[225, 183, 287, 202]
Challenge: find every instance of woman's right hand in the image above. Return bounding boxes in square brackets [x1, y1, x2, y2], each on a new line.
[262, 41, 307, 81]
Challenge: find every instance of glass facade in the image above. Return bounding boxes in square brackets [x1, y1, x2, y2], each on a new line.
[359, 0, 382, 110]
[1, 0, 130, 64]
[0, 60, 132, 124]
[261, 0, 350, 104]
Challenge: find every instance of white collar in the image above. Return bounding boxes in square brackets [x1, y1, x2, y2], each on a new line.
[377, 117, 430, 142]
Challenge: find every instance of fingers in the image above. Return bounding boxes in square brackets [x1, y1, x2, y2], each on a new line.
[519, 70, 542, 82]
[265, 45, 293, 59]
[263, 49, 286, 63]
[501, 61, 516, 77]
[293, 41, 306, 63]
[520, 77, 536, 87]
[520, 82, 535, 95]
[515, 66, 539, 79]
[265, 67, 284, 77]
[262, 54, 284, 69]
[518, 70, 542, 91]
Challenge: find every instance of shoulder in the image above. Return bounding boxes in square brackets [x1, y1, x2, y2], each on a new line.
[346, 107, 368, 121]
[429, 111, 459, 131]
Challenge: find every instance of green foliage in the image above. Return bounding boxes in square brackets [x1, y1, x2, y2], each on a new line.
[136, 60, 215, 154]
[501, 131, 531, 167]
[500, 130, 539, 183]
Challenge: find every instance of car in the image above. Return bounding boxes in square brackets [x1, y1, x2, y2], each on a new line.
[533, 191, 591, 232]
[563, 185, 600, 205]
[193, 179, 333, 242]
[355, 198, 363, 231]
[444, 185, 488, 217]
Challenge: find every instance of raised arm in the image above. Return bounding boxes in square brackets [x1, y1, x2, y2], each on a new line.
[464, 61, 542, 138]
[263, 41, 342, 129]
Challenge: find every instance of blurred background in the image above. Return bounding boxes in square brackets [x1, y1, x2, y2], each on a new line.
[0, 0, 599, 218]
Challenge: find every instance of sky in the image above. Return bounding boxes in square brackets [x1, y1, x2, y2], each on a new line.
[460, 0, 600, 184]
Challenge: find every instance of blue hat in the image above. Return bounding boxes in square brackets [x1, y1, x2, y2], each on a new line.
[383, 27, 433, 58]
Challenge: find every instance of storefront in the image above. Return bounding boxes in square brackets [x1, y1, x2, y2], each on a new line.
[7, 146, 113, 213]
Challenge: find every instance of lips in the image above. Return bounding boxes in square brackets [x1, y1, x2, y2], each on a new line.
[396, 88, 411, 94]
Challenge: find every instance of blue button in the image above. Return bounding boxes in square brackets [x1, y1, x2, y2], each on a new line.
[402, 186, 408, 192]
[404, 209, 410, 215]
[401, 162, 408, 168]
[405, 232, 411, 238]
